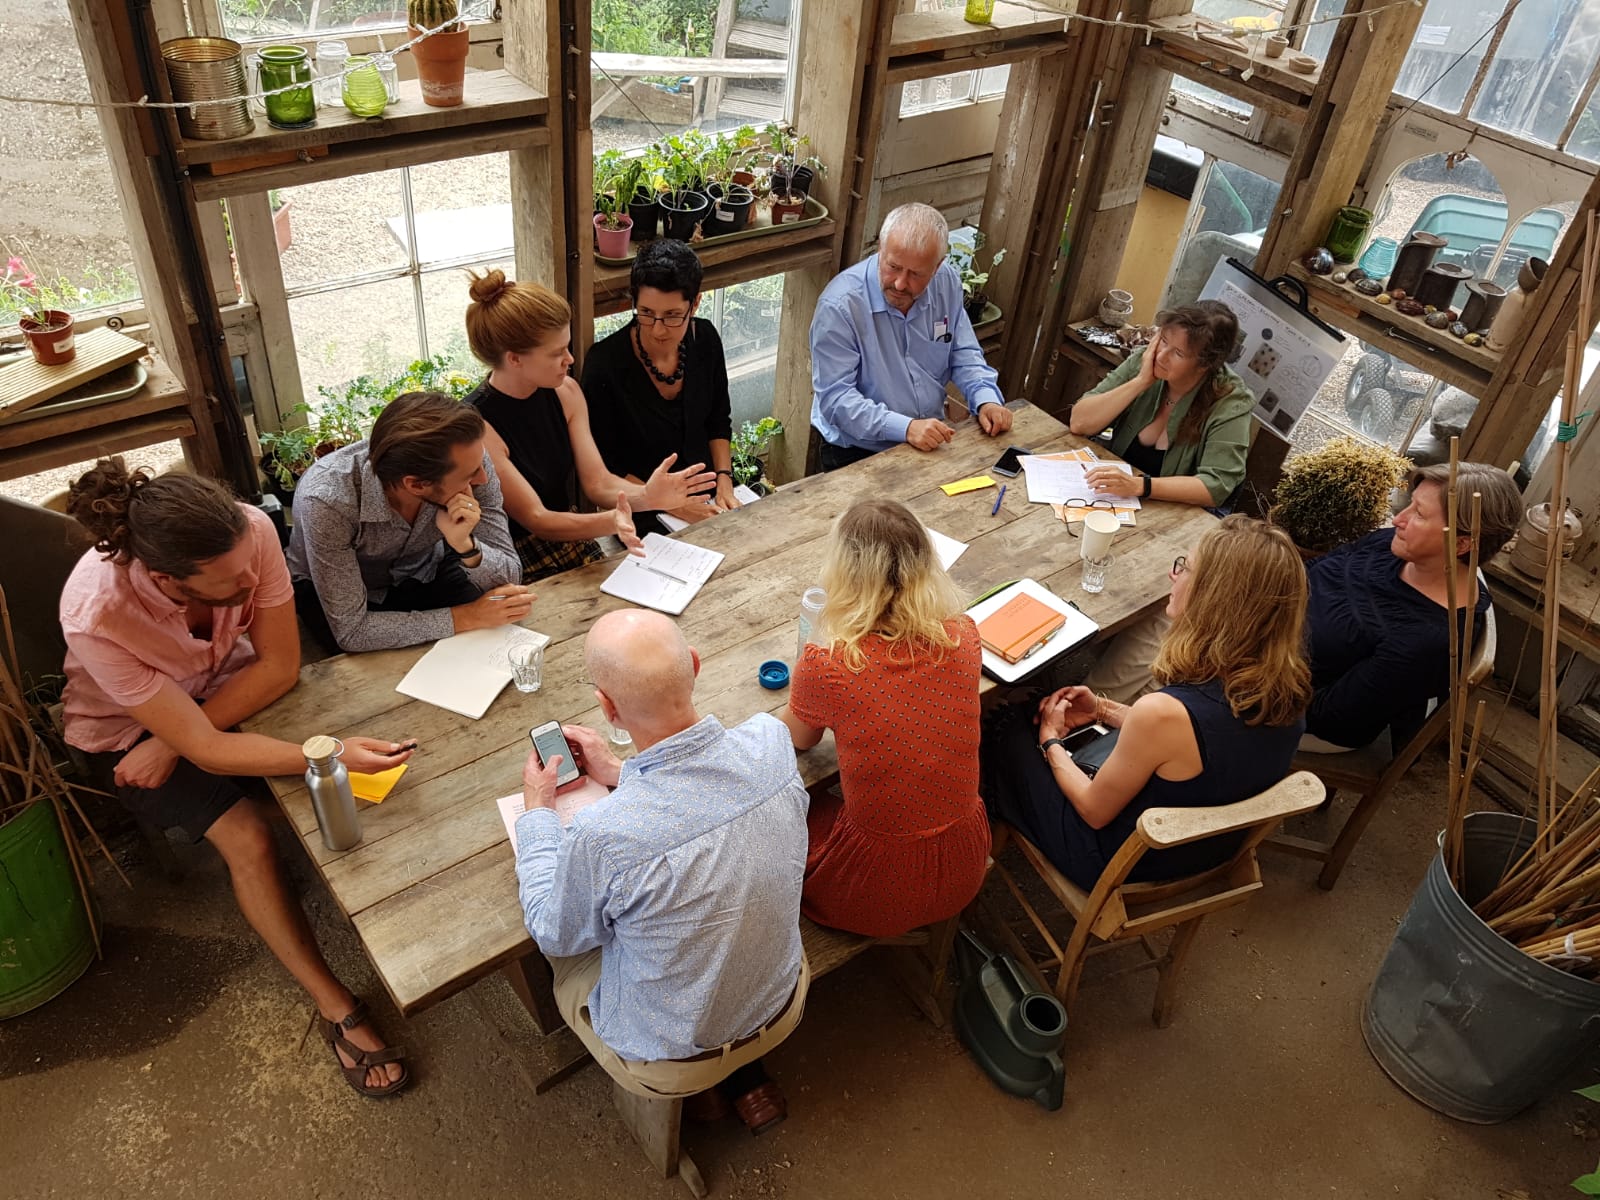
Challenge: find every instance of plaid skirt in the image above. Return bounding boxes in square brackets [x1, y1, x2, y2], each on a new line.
[515, 530, 608, 583]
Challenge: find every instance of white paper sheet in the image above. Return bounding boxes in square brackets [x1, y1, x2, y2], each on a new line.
[496, 777, 612, 846]
[657, 484, 761, 533]
[394, 626, 551, 720]
[925, 527, 968, 571]
[1018, 455, 1141, 508]
[599, 532, 726, 615]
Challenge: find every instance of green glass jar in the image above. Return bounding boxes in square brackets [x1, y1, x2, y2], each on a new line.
[1324, 205, 1373, 264]
[963, 0, 996, 23]
[258, 44, 316, 130]
[341, 54, 389, 117]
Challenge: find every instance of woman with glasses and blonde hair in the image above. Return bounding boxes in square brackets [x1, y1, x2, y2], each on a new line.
[582, 240, 742, 534]
[775, 499, 988, 937]
[982, 516, 1311, 889]
[463, 269, 716, 581]
[1068, 300, 1251, 508]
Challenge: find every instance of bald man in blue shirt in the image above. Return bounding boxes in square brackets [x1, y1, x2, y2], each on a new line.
[809, 202, 1013, 470]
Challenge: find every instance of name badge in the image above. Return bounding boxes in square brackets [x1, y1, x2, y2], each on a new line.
[933, 318, 951, 343]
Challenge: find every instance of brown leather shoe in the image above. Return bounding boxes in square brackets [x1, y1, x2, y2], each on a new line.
[732, 1079, 788, 1135]
[683, 1087, 733, 1123]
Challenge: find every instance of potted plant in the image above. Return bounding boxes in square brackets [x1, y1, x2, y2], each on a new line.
[655, 131, 711, 242]
[949, 230, 1006, 324]
[700, 130, 757, 235]
[765, 122, 825, 223]
[270, 190, 294, 254]
[626, 147, 661, 243]
[407, 0, 470, 107]
[258, 355, 474, 497]
[1268, 436, 1411, 558]
[731, 416, 784, 494]
[2, 250, 79, 366]
[592, 150, 636, 258]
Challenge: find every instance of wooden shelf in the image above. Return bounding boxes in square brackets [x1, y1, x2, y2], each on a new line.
[0, 354, 196, 481]
[1137, 17, 1318, 122]
[593, 218, 837, 315]
[180, 71, 549, 199]
[1288, 263, 1500, 395]
[886, 2, 1070, 76]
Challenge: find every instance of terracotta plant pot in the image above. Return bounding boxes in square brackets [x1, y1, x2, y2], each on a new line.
[409, 25, 470, 107]
[594, 211, 634, 258]
[770, 196, 807, 225]
[20, 310, 76, 366]
[272, 197, 293, 252]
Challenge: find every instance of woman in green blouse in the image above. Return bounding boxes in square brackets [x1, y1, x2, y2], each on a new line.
[1069, 301, 1252, 507]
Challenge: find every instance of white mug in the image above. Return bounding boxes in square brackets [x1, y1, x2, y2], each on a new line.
[1080, 509, 1120, 561]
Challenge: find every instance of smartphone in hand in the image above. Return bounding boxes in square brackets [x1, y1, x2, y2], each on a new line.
[529, 721, 582, 787]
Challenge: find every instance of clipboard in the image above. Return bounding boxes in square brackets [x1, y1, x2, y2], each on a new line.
[966, 579, 1099, 683]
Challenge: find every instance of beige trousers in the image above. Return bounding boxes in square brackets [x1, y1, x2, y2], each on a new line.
[1081, 609, 1171, 704]
[549, 949, 811, 1099]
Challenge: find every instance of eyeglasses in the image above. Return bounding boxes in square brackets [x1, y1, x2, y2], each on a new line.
[1171, 555, 1189, 576]
[1063, 497, 1113, 537]
[634, 309, 690, 328]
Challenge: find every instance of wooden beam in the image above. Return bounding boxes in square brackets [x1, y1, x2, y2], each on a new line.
[770, 0, 890, 483]
[229, 193, 304, 432]
[504, 0, 572, 328]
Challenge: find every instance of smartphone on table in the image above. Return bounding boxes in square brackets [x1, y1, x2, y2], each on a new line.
[529, 721, 582, 787]
[992, 446, 1031, 478]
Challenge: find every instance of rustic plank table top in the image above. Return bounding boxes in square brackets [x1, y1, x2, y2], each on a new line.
[241, 402, 1217, 1017]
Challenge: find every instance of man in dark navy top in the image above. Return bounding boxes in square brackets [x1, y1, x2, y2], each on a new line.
[1301, 460, 1522, 752]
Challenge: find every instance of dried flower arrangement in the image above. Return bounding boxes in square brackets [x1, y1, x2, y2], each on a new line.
[1270, 436, 1412, 554]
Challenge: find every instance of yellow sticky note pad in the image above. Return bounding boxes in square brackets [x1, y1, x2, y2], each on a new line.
[349, 763, 407, 804]
[941, 475, 997, 496]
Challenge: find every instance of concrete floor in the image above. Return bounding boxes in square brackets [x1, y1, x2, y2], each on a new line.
[4, 750, 1595, 1200]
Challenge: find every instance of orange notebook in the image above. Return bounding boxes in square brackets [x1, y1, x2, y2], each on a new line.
[977, 593, 1067, 663]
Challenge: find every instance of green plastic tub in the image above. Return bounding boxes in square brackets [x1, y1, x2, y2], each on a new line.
[0, 800, 95, 1019]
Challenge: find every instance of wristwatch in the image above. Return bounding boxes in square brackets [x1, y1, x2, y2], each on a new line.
[1039, 737, 1070, 761]
[451, 536, 481, 560]
[1141, 474, 1154, 498]
[714, 469, 733, 479]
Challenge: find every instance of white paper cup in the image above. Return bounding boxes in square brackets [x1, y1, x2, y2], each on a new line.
[1080, 509, 1120, 561]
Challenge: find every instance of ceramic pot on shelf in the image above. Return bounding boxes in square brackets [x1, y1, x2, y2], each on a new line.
[409, 25, 470, 107]
[1387, 232, 1447, 297]
[1415, 262, 1472, 313]
[1487, 257, 1548, 352]
[19, 310, 76, 365]
[1098, 289, 1134, 328]
[1459, 280, 1507, 332]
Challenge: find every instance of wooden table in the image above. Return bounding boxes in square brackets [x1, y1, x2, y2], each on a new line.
[241, 401, 1217, 1024]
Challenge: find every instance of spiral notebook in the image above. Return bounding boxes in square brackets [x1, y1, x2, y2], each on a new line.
[600, 533, 725, 615]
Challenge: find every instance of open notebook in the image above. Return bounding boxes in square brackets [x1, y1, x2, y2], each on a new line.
[395, 626, 551, 720]
[600, 532, 725, 615]
[496, 777, 611, 847]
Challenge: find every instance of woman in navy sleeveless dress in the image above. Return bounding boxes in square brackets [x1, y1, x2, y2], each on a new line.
[982, 516, 1312, 889]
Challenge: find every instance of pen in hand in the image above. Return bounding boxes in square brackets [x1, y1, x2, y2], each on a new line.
[991, 484, 1007, 516]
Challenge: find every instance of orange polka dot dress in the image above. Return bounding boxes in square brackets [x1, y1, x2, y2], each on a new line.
[789, 615, 989, 937]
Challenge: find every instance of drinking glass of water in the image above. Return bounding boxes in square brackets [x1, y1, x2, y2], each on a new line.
[1081, 554, 1113, 595]
[509, 643, 544, 693]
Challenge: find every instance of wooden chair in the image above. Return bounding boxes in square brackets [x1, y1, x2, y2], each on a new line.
[579, 914, 961, 1197]
[1268, 609, 1497, 890]
[983, 771, 1325, 1027]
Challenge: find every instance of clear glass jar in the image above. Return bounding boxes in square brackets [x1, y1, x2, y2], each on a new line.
[314, 39, 349, 106]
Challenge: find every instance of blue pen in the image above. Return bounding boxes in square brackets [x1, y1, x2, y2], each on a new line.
[991, 484, 1007, 516]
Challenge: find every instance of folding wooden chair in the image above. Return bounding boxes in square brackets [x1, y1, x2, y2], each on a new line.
[984, 771, 1325, 1027]
[1268, 609, 1497, 890]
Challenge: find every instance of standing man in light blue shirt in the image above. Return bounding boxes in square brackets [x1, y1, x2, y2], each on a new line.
[513, 608, 810, 1134]
[810, 202, 1014, 470]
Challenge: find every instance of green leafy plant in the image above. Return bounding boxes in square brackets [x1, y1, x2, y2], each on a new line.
[1269, 436, 1412, 555]
[1575, 1083, 1600, 1195]
[593, 149, 640, 229]
[2, 244, 81, 329]
[653, 131, 710, 201]
[949, 230, 1006, 303]
[731, 416, 784, 488]
[763, 122, 825, 201]
[408, 0, 461, 31]
[258, 355, 475, 490]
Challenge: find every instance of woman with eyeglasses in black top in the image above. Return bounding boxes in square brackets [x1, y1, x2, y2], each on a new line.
[582, 240, 740, 534]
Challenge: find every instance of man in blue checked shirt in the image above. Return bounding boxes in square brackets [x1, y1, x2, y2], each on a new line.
[809, 202, 1014, 471]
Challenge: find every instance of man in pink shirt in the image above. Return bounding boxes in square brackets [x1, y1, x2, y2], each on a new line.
[60, 458, 416, 1097]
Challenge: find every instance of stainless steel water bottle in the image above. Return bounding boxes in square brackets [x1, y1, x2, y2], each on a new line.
[303, 735, 361, 852]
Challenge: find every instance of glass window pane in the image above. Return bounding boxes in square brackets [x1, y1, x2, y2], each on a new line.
[1468, 1, 1600, 144]
[3, 6, 141, 328]
[1192, 0, 1284, 24]
[290, 276, 421, 402]
[976, 65, 1011, 97]
[901, 70, 977, 117]
[1171, 76, 1253, 119]
[1569, 87, 1600, 161]
[1367, 153, 1506, 274]
[278, 170, 409, 292]
[718, 275, 785, 363]
[1195, 161, 1280, 239]
[1393, 0, 1508, 113]
[219, 1, 491, 40]
[1302, 0, 1350, 62]
[409, 155, 514, 266]
[419, 259, 512, 374]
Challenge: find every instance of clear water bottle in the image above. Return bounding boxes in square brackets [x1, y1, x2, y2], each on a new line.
[797, 587, 827, 663]
[303, 735, 361, 852]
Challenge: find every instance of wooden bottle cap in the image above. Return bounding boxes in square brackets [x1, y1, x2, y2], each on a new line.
[302, 735, 340, 761]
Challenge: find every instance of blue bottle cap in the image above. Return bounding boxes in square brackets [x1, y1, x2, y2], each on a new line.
[758, 660, 790, 689]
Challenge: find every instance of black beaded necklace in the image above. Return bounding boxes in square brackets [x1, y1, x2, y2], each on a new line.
[633, 324, 685, 387]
